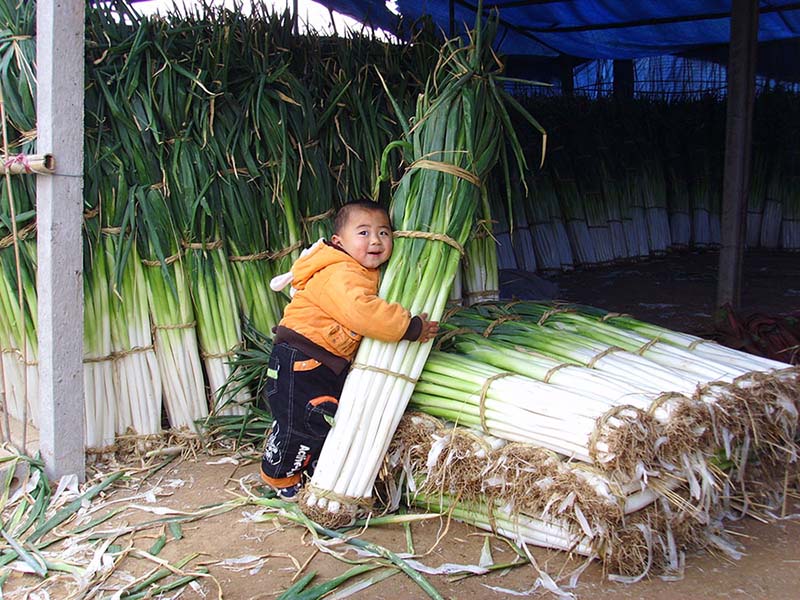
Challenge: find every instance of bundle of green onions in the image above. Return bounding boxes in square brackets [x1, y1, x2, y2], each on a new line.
[388, 412, 703, 579]
[103, 230, 163, 442]
[0, 239, 38, 430]
[665, 158, 692, 250]
[217, 106, 287, 339]
[166, 135, 247, 417]
[85, 7, 212, 435]
[490, 176, 521, 271]
[0, 9, 38, 436]
[303, 10, 543, 527]
[445, 306, 732, 391]
[82, 216, 119, 451]
[597, 149, 630, 262]
[428, 318, 707, 486]
[549, 147, 597, 267]
[509, 190, 539, 272]
[410, 347, 666, 473]
[500, 302, 775, 376]
[438, 302, 799, 493]
[575, 154, 615, 265]
[461, 191, 499, 305]
[620, 161, 651, 260]
[640, 155, 672, 255]
[82, 108, 164, 444]
[689, 146, 715, 249]
[534, 172, 575, 271]
[746, 147, 769, 248]
[136, 185, 208, 432]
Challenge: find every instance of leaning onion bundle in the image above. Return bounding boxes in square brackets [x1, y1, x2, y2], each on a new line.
[302, 11, 543, 527]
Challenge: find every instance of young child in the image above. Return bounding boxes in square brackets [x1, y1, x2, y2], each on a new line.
[260, 199, 438, 501]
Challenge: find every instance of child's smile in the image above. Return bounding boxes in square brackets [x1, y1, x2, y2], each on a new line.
[331, 207, 393, 269]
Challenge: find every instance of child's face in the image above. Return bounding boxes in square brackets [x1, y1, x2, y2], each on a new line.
[331, 208, 393, 269]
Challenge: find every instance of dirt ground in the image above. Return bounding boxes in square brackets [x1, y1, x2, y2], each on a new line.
[6, 248, 800, 599]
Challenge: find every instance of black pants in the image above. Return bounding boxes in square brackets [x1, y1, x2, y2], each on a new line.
[260, 342, 348, 488]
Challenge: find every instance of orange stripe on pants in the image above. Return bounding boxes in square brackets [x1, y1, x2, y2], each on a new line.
[309, 395, 338, 407]
[293, 358, 322, 372]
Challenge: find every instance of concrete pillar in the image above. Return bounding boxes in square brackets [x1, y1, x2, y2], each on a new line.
[36, 0, 85, 481]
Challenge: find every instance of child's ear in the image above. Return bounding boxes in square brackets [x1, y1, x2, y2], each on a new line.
[330, 234, 342, 248]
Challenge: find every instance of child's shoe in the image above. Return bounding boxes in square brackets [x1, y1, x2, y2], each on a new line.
[275, 483, 302, 502]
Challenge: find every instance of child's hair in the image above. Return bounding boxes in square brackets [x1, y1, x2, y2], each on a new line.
[333, 200, 391, 235]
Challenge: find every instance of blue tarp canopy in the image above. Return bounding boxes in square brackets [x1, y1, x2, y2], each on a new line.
[319, 1, 800, 80]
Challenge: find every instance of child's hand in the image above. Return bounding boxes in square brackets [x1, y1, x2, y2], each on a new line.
[417, 313, 439, 343]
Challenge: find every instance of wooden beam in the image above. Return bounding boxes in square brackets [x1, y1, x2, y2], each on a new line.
[717, 0, 759, 312]
[515, 2, 797, 34]
[36, 0, 86, 481]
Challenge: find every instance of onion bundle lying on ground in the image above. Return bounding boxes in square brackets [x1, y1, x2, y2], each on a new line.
[409, 349, 663, 471]
[545, 308, 796, 456]
[302, 12, 543, 527]
[385, 412, 712, 579]
[427, 302, 799, 500]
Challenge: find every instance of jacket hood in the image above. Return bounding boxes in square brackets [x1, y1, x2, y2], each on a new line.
[290, 241, 355, 291]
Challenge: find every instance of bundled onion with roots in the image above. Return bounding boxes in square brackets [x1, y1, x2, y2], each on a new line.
[433, 303, 798, 480]
[385, 412, 711, 580]
[301, 9, 545, 527]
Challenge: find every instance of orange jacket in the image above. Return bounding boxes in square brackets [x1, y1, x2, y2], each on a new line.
[278, 242, 415, 361]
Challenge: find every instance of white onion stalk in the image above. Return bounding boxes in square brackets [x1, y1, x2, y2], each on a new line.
[417, 492, 595, 556]
[83, 243, 117, 451]
[189, 247, 250, 416]
[105, 239, 162, 440]
[0, 242, 39, 428]
[144, 258, 207, 433]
